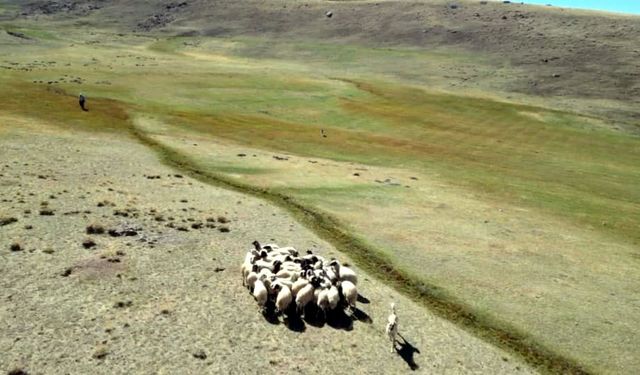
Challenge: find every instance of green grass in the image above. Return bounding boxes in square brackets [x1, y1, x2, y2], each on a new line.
[1, 21, 639, 374]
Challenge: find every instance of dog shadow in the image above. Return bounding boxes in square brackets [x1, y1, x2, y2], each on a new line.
[396, 333, 420, 371]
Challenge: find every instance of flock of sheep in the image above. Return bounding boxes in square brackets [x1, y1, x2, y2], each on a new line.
[241, 241, 358, 320]
[242, 241, 401, 353]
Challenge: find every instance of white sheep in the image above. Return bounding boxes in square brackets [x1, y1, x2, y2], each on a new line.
[330, 261, 358, 285]
[246, 264, 259, 291]
[385, 302, 398, 353]
[274, 283, 293, 316]
[295, 283, 315, 317]
[315, 287, 331, 320]
[241, 250, 259, 285]
[340, 280, 357, 312]
[253, 279, 268, 314]
[291, 277, 309, 298]
[327, 285, 340, 311]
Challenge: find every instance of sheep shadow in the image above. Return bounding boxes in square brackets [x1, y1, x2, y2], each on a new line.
[261, 301, 281, 326]
[396, 333, 420, 371]
[352, 307, 373, 324]
[357, 294, 370, 304]
[257, 298, 367, 333]
[302, 304, 326, 328]
[326, 309, 353, 331]
[283, 304, 306, 332]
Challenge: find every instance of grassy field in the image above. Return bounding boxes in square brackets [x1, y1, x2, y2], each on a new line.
[1, 1, 639, 373]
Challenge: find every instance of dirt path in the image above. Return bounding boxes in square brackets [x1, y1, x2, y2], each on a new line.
[0, 117, 536, 374]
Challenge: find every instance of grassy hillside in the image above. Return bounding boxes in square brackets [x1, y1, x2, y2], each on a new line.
[1, 1, 639, 373]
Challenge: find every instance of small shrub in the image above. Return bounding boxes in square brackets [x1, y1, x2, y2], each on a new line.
[218, 226, 230, 233]
[0, 216, 18, 226]
[39, 209, 54, 216]
[10, 242, 23, 252]
[82, 238, 97, 249]
[217, 216, 229, 224]
[86, 223, 105, 234]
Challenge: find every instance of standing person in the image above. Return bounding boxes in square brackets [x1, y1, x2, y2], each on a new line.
[79, 93, 87, 111]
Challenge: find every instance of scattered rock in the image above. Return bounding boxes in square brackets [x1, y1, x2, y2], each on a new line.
[61, 267, 73, 277]
[214, 267, 225, 272]
[114, 300, 133, 308]
[193, 350, 207, 360]
[82, 238, 97, 249]
[108, 227, 138, 237]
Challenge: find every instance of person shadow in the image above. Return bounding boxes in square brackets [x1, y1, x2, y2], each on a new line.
[396, 333, 420, 371]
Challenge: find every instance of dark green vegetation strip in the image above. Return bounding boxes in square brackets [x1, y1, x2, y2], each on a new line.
[129, 121, 591, 375]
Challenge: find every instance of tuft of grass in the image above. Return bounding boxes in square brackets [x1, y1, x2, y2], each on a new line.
[86, 223, 105, 234]
[82, 238, 97, 249]
[0, 216, 18, 226]
[9, 241, 23, 252]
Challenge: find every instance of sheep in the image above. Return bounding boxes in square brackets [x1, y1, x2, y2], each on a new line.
[324, 265, 338, 284]
[254, 259, 282, 273]
[246, 264, 259, 291]
[385, 303, 399, 353]
[273, 283, 293, 316]
[252, 240, 262, 251]
[295, 283, 315, 317]
[330, 261, 358, 285]
[315, 288, 331, 320]
[340, 280, 357, 313]
[241, 251, 259, 286]
[275, 269, 297, 280]
[291, 277, 309, 298]
[327, 285, 340, 311]
[272, 275, 293, 289]
[272, 246, 298, 257]
[253, 279, 268, 314]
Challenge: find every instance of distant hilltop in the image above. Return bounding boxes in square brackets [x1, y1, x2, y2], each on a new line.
[489, 0, 640, 15]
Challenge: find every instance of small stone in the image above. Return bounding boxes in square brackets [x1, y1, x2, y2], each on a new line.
[82, 238, 97, 249]
[193, 350, 207, 360]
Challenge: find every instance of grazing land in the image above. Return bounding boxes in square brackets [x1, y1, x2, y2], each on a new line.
[1, 0, 639, 374]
